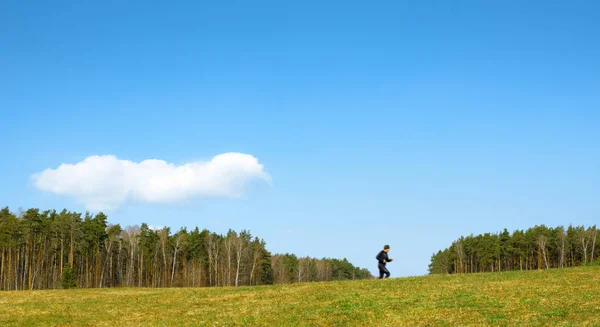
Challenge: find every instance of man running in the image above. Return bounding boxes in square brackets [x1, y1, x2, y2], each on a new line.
[376, 244, 393, 279]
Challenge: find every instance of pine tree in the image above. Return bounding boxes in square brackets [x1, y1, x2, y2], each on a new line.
[61, 263, 77, 289]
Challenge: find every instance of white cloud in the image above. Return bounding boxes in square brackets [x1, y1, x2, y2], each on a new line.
[32, 153, 270, 211]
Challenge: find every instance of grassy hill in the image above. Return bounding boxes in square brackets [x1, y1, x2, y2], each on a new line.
[2, 266, 599, 326]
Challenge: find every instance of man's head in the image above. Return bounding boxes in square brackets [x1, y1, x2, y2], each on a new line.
[384, 244, 390, 253]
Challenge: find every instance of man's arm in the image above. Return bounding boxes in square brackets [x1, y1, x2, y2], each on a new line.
[385, 253, 391, 263]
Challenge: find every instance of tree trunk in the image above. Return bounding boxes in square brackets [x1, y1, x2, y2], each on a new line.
[19, 247, 24, 290]
[214, 245, 219, 287]
[15, 247, 19, 290]
[560, 236, 565, 268]
[8, 236, 12, 290]
[139, 249, 143, 288]
[208, 253, 213, 286]
[1, 247, 5, 290]
[28, 237, 33, 290]
[582, 237, 589, 264]
[591, 231, 597, 262]
[117, 241, 122, 286]
[250, 249, 258, 286]
[69, 225, 75, 266]
[162, 245, 167, 287]
[100, 241, 112, 288]
[171, 248, 177, 287]
[33, 237, 45, 289]
[224, 237, 232, 286]
[130, 241, 136, 286]
[109, 248, 113, 287]
[51, 248, 57, 289]
[59, 238, 64, 276]
[571, 248, 574, 267]
[86, 256, 89, 288]
[519, 256, 523, 271]
[235, 255, 241, 287]
[95, 243, 101, 287]
[182, 258, 187, 287]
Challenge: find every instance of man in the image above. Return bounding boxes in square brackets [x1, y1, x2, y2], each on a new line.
[376, 244, 393, 279]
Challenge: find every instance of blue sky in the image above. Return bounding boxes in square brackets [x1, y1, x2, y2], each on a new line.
[1, 0, 599, 276]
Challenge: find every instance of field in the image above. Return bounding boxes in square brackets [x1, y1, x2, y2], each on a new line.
[1, 266, 599, 326]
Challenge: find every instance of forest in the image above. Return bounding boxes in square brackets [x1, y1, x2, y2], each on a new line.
[429, 224, 599, 274]
[0, 207, 371, 290]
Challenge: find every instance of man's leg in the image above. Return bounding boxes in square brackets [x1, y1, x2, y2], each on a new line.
[383, 266, 390, 278]
[378, 264, 385, 279]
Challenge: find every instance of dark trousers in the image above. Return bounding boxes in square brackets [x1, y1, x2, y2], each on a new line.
[378, 263, 390, 279]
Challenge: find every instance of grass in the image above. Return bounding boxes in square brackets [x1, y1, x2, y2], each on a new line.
[2, 266, 600, 326]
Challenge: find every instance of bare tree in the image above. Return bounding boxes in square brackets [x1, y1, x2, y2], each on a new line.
[537, 235, 549, 269]
[224, 231, 234, 286]
[158, 228, 170, 287]
[117, 234, 123, 286]
[100, 224, 121, 288]
[124, 226, 140, 287]
[271, 255, 283, 284]
[579, 229, 591, 264]
[99, 231, 111, 288]
[297, 257, 312, 282]
[171, 229, 186, 287]
[315, 259, 332, 281]
[297, 257, 305, 282]
[234, 233, 246, 287]
[205, 233, 220, 287]
[249, 240, 260, 286]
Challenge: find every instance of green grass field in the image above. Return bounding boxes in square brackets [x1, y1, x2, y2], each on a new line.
[2, 266, 599, 326]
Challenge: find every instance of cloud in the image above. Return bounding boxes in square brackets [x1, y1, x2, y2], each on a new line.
[32, 153, 270, 211]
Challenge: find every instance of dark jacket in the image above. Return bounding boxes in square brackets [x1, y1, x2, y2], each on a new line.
[376, 250, 390, 265]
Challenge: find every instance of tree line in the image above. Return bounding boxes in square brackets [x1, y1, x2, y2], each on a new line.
[429, 224, 599, 274]
[271, 254, 372, 284]
[0, 206, 371, 290]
